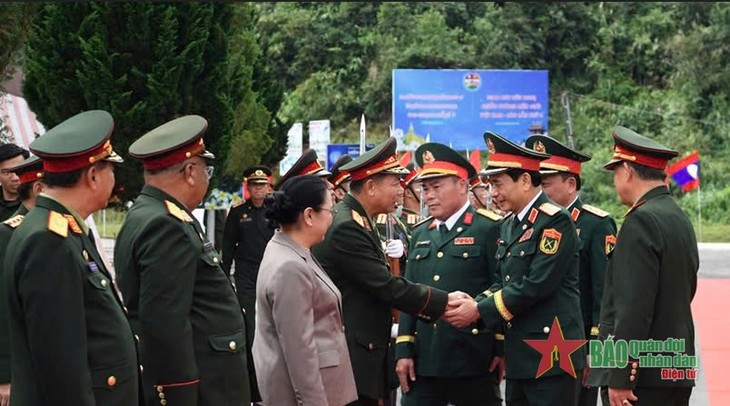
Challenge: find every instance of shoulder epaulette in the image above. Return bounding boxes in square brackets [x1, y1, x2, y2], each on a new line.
[406, 213, 419, 225]
[351, 210, 365, 228]
[375, 213, 388, 224]
[477, 208, 502, 222]
[231, 200, 245, 209]
[538, 202, 561, 216]
[47, 211, 69, 238]
[165, 200, 192, 222]
[582, 204, 610, 218]
[413, 216, 433, 229]
[63, 214, 83, 234]
[3, 214, 24, 229]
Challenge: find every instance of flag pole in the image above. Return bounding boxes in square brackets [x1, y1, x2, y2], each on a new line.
[359, 114, 366, 155]
[697, 184, 702, 241]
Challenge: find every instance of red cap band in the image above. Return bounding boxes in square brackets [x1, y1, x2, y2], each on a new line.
[487, 152, 541, 172]
[541, 156, 582, 174]
[612, 145, 668, 170]
[18, 170, 44, 185]
[349, 154, 400, 181]
[299, 161, 325, 176]
[141, 139, 206, 171]
[42, 141, 114, 173]
[331, 171, 351, 187]
[420, 161, 469, 180]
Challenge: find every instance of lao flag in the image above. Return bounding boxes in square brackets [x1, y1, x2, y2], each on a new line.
[667, 151, 700, 192]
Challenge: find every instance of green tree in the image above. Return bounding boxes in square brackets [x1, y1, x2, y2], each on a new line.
[23, 2, 272, 200]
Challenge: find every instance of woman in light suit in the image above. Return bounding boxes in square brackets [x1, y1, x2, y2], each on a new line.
[253, 175, 357, 406]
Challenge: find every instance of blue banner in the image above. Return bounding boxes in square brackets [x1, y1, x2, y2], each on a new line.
[392, 69, 549, 150]
[326, 144, 375, 170]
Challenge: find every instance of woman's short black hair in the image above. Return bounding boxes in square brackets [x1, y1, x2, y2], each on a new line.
[265, 175, 328, 227]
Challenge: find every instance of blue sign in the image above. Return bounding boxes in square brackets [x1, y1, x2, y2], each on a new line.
[392, 69, 549, 150]
[326, 144, 375, 170]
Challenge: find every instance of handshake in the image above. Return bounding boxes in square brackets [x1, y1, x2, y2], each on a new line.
[441, 291, 481, 328]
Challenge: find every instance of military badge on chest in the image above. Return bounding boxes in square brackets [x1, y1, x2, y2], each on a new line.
[240, 212, 252, 223]
[539, 228, 562, 255]
[605, 234, 617, 255]
[518, 228, 534, 243]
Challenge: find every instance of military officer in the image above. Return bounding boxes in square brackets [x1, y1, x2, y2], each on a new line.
[600, 126, 699, 406]
[3, 110, 142, 405]
[444, 131, 585, 406]
[399, 162, 424, 226]
[468, 174, 491, 210]
[0, 155, 44, 405]
[0, 143, 30, 222]
[274, 148, 332, 191]
[395, 143, 503, 406]
[221, 165, 274, 402]
[329, 154, 353, 203]
[525, 134, 618, 406]
[312, 137, 462, 406]
[115, 115, 251, 405]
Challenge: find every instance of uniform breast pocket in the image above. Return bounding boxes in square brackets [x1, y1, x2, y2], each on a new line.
[87, 271, 111, 291]
[408, 247, 431, 262]
[209, 328, 246, 354]
[508, 242, 536, 261]
[200, 251, 223, 269]
[90, 359, 135, 393]
[449, 245, 480, 260]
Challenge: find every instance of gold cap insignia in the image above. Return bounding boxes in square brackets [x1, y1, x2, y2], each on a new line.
[534, 141, 546, 153]
[487, 139, 496, 154]
[422, 150, 435, 164]
[254, 169, 264, 176]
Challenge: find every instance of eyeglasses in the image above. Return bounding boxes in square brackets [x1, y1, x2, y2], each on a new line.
[317, 207, 338, 216]
[180, 163, 214, 180]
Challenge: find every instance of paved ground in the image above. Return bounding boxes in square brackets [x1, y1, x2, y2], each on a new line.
[101, 239, 728, 405]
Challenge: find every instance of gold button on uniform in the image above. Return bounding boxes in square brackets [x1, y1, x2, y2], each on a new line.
[436, 252, 443, 258]
[135, 334, 140, 343]
[416, 254, 421, 260]
[505, 275, 510, 282]
[462, 252, 468, 258]
[159, 393, 165, 399]
[629, 375, 635, 382]
[456, 227, 463, 232]
[107, 376, 116, 387]
[543, 326, 550, 334]
[229, 341, 237, 350]
[101, 279, 108, 288]
[213, 257, 219, 263]
[433, 275, 440, 281]
[471, 328, 478, 335]
[160, 400, 167, 406]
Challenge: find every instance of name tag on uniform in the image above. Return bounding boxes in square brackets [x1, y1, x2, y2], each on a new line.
[416, 240, 430, 246]
[87, 261, 99, 273]
[454, 237, 474, 245]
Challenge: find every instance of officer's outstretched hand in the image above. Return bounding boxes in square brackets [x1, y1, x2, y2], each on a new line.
[384, 239, 404, 258]
[442, 296, 480, 328]
[395, 358, 416, 393]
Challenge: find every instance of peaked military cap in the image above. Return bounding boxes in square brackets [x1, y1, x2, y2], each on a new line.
[129, 115, 214, 170]
[414, 142, 476, 181]
[328, 154, 353, 188]
[525, 134, 591, 175]
[30, 110, 123, 173]
[274, 149, 330, 190]
[8, 155, 44, 185]
[469, 174, 488, 190]
[340, 137, 409, 181]
[482, 131, 550, 175]
[243, 165, 272, 184]
[604, 125, 678, 170]
[401, 162, 420, 189]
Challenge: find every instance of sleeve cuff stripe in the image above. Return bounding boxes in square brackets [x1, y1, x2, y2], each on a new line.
[495, 333, 505, 340]
[396, 335, 416, 344]
[494, 290, 514, 321]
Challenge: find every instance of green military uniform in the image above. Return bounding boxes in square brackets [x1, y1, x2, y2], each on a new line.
[116, 115, 250, 406]
[593, 126, 699, 405]
[396, 143, 504, 406]
[0, 203, 29, 384]
[0, 154, 44, 386]
[3, 110, 142, 405]
[525, 134, 618, 406]
[312, 137, 449, 403]
[476, 131, 585, 406]
[221, 166, 274, 402]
